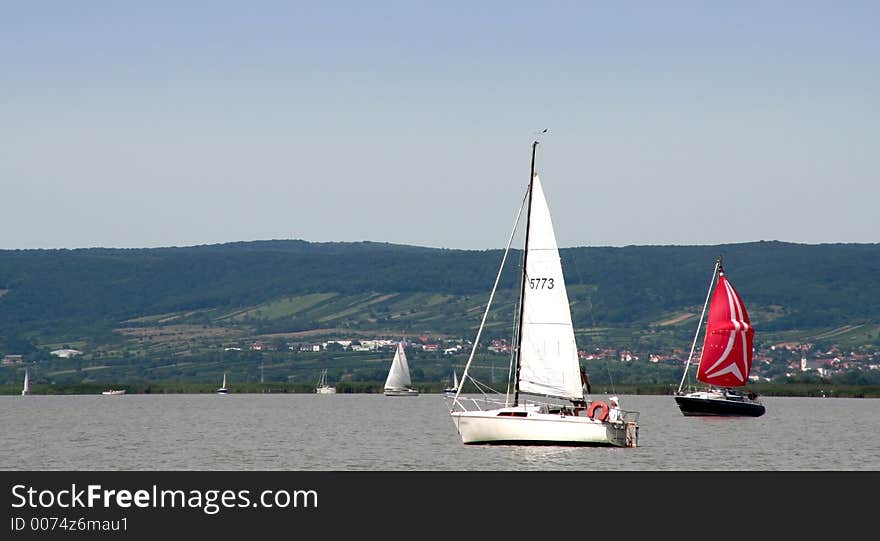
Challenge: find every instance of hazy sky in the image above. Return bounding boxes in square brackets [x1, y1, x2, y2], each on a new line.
[2, 1, 877, 250]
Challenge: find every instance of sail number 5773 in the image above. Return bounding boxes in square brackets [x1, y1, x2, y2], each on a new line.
[528, 278, 555, 289]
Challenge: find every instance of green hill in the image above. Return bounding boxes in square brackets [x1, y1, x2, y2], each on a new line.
[1, 239, 878, 387]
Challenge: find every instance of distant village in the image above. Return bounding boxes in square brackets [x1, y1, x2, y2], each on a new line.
[579, 341, 880, 383]
[3, 337, 878, 384]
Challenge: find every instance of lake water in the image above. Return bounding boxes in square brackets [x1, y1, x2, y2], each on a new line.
[2, 393, 878, 471]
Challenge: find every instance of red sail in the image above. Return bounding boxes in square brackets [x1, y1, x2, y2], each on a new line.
[696, 272, 754, 387]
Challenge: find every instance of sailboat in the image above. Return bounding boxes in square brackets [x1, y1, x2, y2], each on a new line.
[449, 140, 639, 447]
[384, 341, 419, 396]
[21, 369, 30, 396]
[217, 373, 228, 394]
[674, 257, 765, 417]
[315, 368, 337, 394]
[444, 370, 459, 396]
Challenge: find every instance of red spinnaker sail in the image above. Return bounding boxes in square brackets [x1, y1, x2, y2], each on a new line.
[696, 271, 754, 387]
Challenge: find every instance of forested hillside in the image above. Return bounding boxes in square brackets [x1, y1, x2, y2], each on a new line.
[1, 240, 878, 356]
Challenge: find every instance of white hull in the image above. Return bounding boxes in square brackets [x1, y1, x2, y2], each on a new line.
[316, 386, 337, 394]
[102, 390, 126, 395]
[384, 388, 419, 397]
[451, 407, 635, 447]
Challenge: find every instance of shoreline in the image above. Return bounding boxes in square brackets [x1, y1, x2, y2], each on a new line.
[4, 382, 879, 398]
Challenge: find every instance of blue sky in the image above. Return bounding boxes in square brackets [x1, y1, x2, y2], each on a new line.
[2, 1, 877, 250]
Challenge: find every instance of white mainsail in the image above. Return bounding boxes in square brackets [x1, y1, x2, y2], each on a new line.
[22, 369, 30, 396]
[516, 174, 583, 401]
[384, 342, 412, 389]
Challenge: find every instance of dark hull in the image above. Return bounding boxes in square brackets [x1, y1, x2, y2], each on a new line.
[674, 395, 765, 417]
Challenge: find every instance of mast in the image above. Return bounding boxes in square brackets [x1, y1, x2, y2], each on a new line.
[513, 141, 539, 407]
[677, 256, 722, 394]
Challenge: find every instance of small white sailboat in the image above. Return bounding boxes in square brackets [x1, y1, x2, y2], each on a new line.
[315, 368, 337, 394]
[449, 139, 639, 447]
[444, 370, 459, 396]
[101, 389, 126, 395]
[21, 369, 30, 396]
[217, 373, 228, 394]
[384, 341, 419, 396]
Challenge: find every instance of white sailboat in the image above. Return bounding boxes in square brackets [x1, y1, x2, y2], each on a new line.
[444, 370, 459, 396]
[449, 139, 639, 447]
[217, 373, 228, 394]
[21, 369, 30, 396]
[384, 341, 419, 396]
[315, 368, 337, 394]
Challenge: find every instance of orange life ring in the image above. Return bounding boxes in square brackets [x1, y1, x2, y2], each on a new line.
[587, 401, 609, 422]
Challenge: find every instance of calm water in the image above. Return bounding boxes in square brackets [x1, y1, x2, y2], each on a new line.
[1, 394, 878, 471]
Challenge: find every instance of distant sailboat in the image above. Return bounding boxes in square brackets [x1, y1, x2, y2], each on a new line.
[217, 373, 228, 394]
[21, 369, 30, 396]
[444, 370, 459, 396]
[315, 368, 337, 394]
[384, 341, 419, 396]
